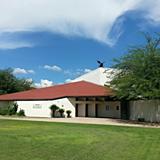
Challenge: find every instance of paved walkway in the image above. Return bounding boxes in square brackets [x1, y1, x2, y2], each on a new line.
[0, 116, 159, 128]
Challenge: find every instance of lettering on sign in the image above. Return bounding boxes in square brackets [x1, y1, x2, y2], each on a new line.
[33, 104, 42, 109]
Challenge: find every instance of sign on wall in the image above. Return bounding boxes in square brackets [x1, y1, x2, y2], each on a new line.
[33, 104, 42, 109]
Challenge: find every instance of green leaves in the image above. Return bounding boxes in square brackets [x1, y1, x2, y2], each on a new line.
[110, 34, 160, 100]
[0, 68, 33, 95]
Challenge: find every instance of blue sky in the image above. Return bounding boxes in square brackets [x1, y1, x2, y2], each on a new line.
[0, 0, 160, 87]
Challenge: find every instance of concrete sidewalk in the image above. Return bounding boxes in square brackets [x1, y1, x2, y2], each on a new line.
[0, 116, 159, 128]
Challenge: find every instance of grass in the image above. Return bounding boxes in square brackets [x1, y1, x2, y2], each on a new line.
[0, 119, 160, 160]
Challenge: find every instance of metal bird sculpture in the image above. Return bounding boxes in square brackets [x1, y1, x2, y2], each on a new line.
[97, 60, 105, 68]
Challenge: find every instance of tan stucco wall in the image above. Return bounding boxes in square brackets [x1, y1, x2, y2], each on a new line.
[88, 103, 96, 117]
[130, 100, 160, 122]
[75, 100, 121, 118]
[97, 101, 121, 118]
[0, 101, 10, 109]
[77, 104, 86, 117]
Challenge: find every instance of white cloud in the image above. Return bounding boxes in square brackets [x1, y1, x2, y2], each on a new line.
[44, 65, 62, 72]
[0, 32, 33, 50]
[65, 79, 72, 83]
[13, 68, 35, 74]
[0, 0, 160, 48]
[35, 79, 54, 88]
[0, 41, 33, 50]
[26, 78, 33, 83]
[0, 0, 142, 47]
[28, 70, 35, 74]
[138, 0, 160, 24]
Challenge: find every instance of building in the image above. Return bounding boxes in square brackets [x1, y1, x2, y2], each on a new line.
[0, 67, 160, 122]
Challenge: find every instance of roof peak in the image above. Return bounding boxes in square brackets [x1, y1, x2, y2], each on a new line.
[72, 67, 114, 86]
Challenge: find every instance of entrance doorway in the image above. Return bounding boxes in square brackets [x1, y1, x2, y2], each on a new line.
[85, 104, 88, 117]
[95, 104, 98, 117]
[75, 104, 78, 117]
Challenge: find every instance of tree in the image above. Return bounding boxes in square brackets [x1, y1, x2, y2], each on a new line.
[17, 109, 25, 116]
[110, 34, 160, 100]
[50, 104, 59, 117]
[59, 108, 65, 117]
[66, 110, 72, 118]
[8, 103, 18, 115]
[0, 68, 33, 95]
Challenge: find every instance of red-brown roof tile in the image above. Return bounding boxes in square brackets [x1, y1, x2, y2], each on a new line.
[0, 81, 113, 101]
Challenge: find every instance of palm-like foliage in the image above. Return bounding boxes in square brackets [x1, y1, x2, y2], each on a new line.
[59, 108, 65, 117]
[50, 104, 59, 117]
[66, 110, 72, 118]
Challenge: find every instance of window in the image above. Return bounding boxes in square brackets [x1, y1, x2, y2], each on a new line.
[106, 105, 109, 111]
[116, 106, 120, 110]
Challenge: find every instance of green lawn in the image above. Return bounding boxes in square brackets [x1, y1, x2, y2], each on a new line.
[0, 119, 160, 160]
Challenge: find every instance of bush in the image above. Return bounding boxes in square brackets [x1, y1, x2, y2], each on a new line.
[8, 103, 18, 115]
[59, 108, 65, 117]
[66, 110, 72, 118]
[50, 104, 59, 117]
[138, 118, 145, 122]
[0, 108, 8, 115]
[12, 103, 18, 114]
[17, 109, 25, 116]
[8, 107, 14, 115]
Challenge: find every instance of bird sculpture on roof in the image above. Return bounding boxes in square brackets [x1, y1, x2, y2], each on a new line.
[97, 60, 105, 68]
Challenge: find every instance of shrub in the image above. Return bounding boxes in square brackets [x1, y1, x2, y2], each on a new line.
[0, 108, 8, 115]
[12, 103, 18, 113]
[66, 110, 72, 118]
[138, 118, 145, 122]
[0, 103, 18, 116]
[8, 103, 18, 115]
[50, 104, 59, 117]
[8, 107, 14, 115]
[17, 109, 25, 116]
[59, 108, 65, 117]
